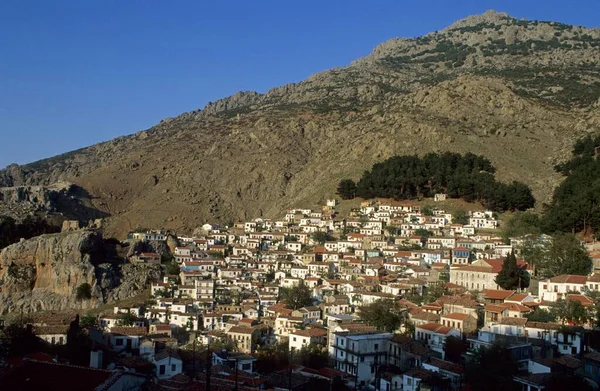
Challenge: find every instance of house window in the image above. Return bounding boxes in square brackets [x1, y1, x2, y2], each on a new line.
[159, 365, 166, 375]
[116, 339, 124, 346]
[171, 364, 176, 371]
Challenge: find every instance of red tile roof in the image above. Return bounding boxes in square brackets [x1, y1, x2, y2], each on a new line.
[441, 313, 471, 321]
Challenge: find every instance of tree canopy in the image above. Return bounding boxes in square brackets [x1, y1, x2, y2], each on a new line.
[337, 179, 357, 200]
[521, 233, 592, 278]
[338, 152, 535, 212]
[311, 231, 335, 245]
[358, 299, 407, 333]
[495, 252, 530, 290]
[543, 135, 600, 235]
[465, 342, 519, 391]
[278, 284, 313, 310]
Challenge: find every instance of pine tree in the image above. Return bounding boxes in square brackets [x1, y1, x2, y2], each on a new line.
[495, 252, 530, 290]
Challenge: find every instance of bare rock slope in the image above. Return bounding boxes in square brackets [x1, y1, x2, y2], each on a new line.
[1, 11, 600, 237]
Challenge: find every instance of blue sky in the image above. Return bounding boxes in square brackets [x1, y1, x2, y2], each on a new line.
[1, 1, 599, 169]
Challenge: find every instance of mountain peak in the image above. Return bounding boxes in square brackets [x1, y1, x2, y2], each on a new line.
[444, 9, 513, 31]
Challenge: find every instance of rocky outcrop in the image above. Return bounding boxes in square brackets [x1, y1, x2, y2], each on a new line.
[0, 231, 163, 314]
[0, 181, 109, 226]
[0, 230, 103, 314]
[96, 263, 163, 302]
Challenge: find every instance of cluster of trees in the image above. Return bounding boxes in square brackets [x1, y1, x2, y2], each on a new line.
[526, 298, 597, 326]
[543, 135, 600, 235]
[0, 215, 60, 249]
[357, 299, 408, 333]
[278, 285, 313, 310]
[465, 341, 593, 391]
[337, 152, 535, 212]
[520, 233, 592, 278]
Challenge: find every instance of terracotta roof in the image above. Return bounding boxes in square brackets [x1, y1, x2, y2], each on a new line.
[441, 313, 471, 321]
[499, 317, 528, 326]
[483, 289, 515, 300]
[33, 325, 69, 335]
[417, 322, 454, 335]
[110, 326, 148, 336]
[548, 275, 588, 284]
[411, 312, 441, 322]
[485, 304, 508, 313]
[566, 294, 595, 307]
[429, 357, 464, 374]
[524, 321, 563, 330]
[227, 326, 257, 334]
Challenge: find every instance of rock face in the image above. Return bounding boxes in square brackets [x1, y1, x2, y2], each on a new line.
[0, 181, 109, 226]
[0, 231, 103, 314]
[0, 11, 599, 238]
[0, 231, 162, 314]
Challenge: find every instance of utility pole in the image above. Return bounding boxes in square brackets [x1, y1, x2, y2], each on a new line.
[234, 358, 239, 391]
[288, 348, 294, 391]
[192, 337, 196, 379]
[206, 340, 211, 389]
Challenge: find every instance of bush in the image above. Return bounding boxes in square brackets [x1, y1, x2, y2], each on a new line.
[76, 283, 92, 301]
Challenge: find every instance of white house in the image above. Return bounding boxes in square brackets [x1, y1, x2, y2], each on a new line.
[153, 350, 183, 379]
[330, 329, 393, 388]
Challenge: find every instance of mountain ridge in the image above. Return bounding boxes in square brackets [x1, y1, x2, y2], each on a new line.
[1, 10, 600, 237]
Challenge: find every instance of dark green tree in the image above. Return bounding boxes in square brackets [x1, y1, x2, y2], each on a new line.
[311, 231, 335, 245]
[543, 233, 592, 277]
[421, 205, 434, 216]
[495, 252, 530, 290]
[79, 314, 98, 328]
[0, 322, 45, 358]
[337, 179, 357, 200]
[166, 260, 181, 275]
[116, 312, 138, 326]
[444, 335, 465, 363]
[525, 308, 557, 323]
[543, 135, 600, 234]
[550, 299, 594, 325]
[341, 152, 534, 211]
[465, 342, 519, 391]
[298, 344, 329, 369]
[452, 209, 469, 225]
[358, 299, 407, 333]
[278, 284, 313, 310]
[75, 283, 92, 301]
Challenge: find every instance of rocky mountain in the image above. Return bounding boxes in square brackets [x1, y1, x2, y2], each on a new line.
[0, 230, 162, 314]
[1, 10, 600, 238]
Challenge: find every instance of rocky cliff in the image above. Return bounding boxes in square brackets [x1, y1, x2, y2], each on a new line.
[1, 11, 599, 237]
[0, 230, 162, 314]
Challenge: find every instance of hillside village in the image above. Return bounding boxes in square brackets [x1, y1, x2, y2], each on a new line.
[4, 197, 600, 390]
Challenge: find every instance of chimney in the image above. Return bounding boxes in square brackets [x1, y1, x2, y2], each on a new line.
[90, 350, 104, 369]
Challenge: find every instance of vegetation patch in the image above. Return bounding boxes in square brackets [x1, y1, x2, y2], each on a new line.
[337, 152, 535, 212]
